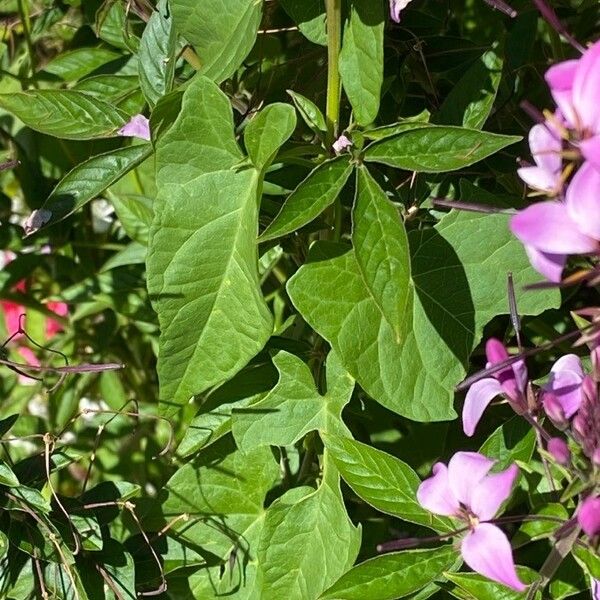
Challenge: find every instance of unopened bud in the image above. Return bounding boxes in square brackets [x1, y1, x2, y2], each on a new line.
[542, 392, 567, 429]
[547, 437, 570, 465]
[577, 496, 600, 537]
[593, 448, 600, 467]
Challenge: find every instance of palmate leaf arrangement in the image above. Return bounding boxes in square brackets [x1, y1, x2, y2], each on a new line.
[0, 0, 599, 597]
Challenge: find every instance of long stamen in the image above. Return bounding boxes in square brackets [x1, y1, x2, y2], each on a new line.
[531, 0, 585, 53]
[377, 526, 469, 552]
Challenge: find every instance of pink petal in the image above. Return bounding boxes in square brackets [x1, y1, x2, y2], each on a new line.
[517, 166, 560, 193]
[547, 437, 570, 465]
[529, 122, 562, 174]
[580, 137, 600, 171]
[484, 338, 525, 401]
[332, 134, 353, 153]
[577, 496, 600, 537]
[1, 300, 24, 335]
[566, 161, 600, 240]
[546, 370, 584, 418]
[551, 354, 584, 378]
[416, 463, 461, 516]
[461, 523, 527, 592]
[510, 201, 598, 254]
[447, 452, 494, 508]
[592, 578, 600, 600]
[118, 114, 151, 141]
[572, 41, 600, 132]
[463, 378, 503, 437]
[389, 0, 412, 22]
[524, 245, 566, 283]
[470, 464, 519, 521]
[545, 59, 578, 127]
[45, 301, 68, 338]
[485, 337, 508, 364]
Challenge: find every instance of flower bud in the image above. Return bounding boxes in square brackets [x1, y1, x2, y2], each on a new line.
[577, 496, 600, 537]
[547, 437, 570, 465]
[542, 392, 567, 429]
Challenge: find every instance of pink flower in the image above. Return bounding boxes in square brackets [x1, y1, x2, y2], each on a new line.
[593, 578, 600, 600]
[542, 354, 585, 419]
[118, 114, 151, 141]
[547, 437, 570, 465]
[462, 338, 527, 436]
[510, 162, 600, 281]
[577, 495, 600, 537]
[389, 0, 412, 22]
[417, 452, 525, 591]
[332, 134, 353, 154]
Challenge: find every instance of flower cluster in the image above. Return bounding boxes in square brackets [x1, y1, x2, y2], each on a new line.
[510, 41, 600, 282]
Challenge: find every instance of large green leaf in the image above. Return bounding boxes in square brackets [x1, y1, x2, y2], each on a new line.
[0, 90, 128, 139]
[244, 103, 297, 170]
[352, 166, 410, 342]
[445, 568, 541, 600]
[232, 350, 354, 450]
[42, 47, 121, 81]
[365, 126, 520, 172]
[30, 144, 152, 233]
[339, 0, 384, 126]
[319, 546, 458, 600]
[287, 211, 558, 421]
[170, 0, 263, 83]
[138, 0, 177, 107]
[259, 158, 353, 242]
[323, 434, 452, 531]
[148, 76, 272, 415]
[256, 465, 361, 600]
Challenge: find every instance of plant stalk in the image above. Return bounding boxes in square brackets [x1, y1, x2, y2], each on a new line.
[325, 0, 342, 148]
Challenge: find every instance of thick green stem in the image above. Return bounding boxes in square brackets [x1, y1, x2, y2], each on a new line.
[325, 0, 342, 148]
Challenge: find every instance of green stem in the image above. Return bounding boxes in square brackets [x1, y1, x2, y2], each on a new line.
[17, 0, 38, 88]
[325, 0, 342, 148]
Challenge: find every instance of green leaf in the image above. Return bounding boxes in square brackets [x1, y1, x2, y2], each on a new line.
[320, 546, 458, 600]
[339, 0, 384, 126]
[148, 76, 272, 416]
[138, 0, 177, 107]
[352, 166, 411, 342]
[280, 0, 326, 45]
[73, 74, 144, 115]
[479, 417, 536, 470]
[244, 103, 297, 170]
[365, 126, 521, 172]
[232, 350, 354, 450]
[0, 90, 129, 139]
[445, 568, 541, 600]
[42, 47, 121, 81]
[0, 461, 19, 487]
[323, 433, 453, 531]
[435, 47, 504, 129]
[0, 531, 8, 561]
[288, 90, 327, 134]
[32, 144, 152, 233]
[171, 0, 263, 83]
[256, 466, 361, 600]
[259, 158, 354, 242]
[513, 504, 569, 548]
[287, 211, 558, 421]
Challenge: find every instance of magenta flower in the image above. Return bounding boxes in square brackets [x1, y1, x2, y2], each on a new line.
[517, 120, 563, 194]
[118, 114, 151, 141]
[577, 495, 600, 537]
[547, 437, 570, 465]
[462, 338, 527, 436]
[572, 376, 600, 460]
[417, 452, 525, 591]
[542, 354, 585, 418]
[389, 0, 412, 22]
[510, 162, 600, 282]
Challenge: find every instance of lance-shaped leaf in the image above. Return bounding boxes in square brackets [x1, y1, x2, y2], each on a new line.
[0, 90, 128, 139]
[339, 0, 384, 126]
[148, 76, 272, 415]
[138, 0, 178, 107]
[365, 126, 520, 172]
[29, 144, 152, 233]
[260, 157, 353, 242]
[288, 211, 559, 421]
[171, 0, 262, 83]
[319, 546, 458, 600]
[352, 167, 410, 342]
[280, 0, 326, 45]
[232, 350, 354, 450]
[256, 463, 361, 600]
[42, 47, 122, 82]
[288, 90, 327, 134]
[244, 103, 297, 170]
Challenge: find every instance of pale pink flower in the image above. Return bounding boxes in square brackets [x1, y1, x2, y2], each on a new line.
[118, 114, 151, 141]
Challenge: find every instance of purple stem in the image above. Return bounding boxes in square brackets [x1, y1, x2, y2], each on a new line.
[531, 0, 585, 53]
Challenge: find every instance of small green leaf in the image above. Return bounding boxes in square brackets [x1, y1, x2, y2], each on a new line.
[8, 486, 51, 514]
[280, 0, 326, 45]
[138, 0, 177, 107]
[171, 0, 263, 83]
[288, 90, 327, 133]
[339, 0, 384, 126]
[244, 103, 297, 170]
[34, 144, 153, 232]
[320, 546, 458, 600]
[323, 434, 453, 531]
[479, 416, 536, 470]
[0, 90, 129, 139]
[42, 47, 121, 81]
[353, 166, 411, 342]
[0, 531, 7, 561]
[365, 126, 521, 172]
[0, 461, 18, 487]
[260, 157, 353, 242]
[232, 350, 354, 450]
